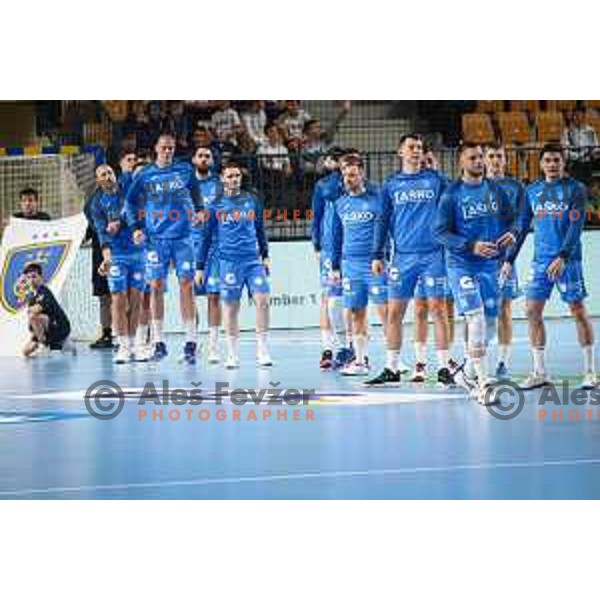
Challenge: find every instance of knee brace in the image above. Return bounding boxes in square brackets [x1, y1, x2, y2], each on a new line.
[465, 308, 486, 353]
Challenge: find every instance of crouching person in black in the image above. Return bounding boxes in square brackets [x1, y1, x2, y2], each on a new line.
[21, 262, 72, 357]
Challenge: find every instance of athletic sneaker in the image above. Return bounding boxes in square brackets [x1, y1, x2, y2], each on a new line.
[580, 372, 599, 390]
[340, 361, 369, 376]
[90, 331, 115, 350]
[520, 372, 551, 390]
[113, 345, 131, 364]
[181, 341, 197, 365]
[495, 361, 510, 379]
[153, 341, 168, 361]
[476, 385, 497, 405]
[409, 362, 427, 383]
[363, 367, 401, 387]
[132, 344, 152, 363]
[320, 350, 334, 370]
[225, 355, 240, 369]
[450, 359, 478, 393]
[257, 351, 273, 367]
[207, 345, 220, 364]
[437, 366, 455, 386]
[334, 346, 355, 369]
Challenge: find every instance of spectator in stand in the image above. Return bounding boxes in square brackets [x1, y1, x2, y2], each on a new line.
[164, 100, 191, 156]
[562, 109, 600, 182]
[13, 188, 51, 220]
[257, 122, 292, 209]
[211, 101, 242, 146]
[295, 103, 351, 207]
[278, 101, 312, 147]
[185, 101, 220, 127]
[242, 101, 267, 147]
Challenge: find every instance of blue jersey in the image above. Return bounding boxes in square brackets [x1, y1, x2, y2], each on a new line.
[118, 171, 134, 195]
[331, 186, 383, 269]
[373, 169, 446, 259]
[487, 176, 526, 236]
[311, 171, 344, 254]
[196, 192, 269, 269]
[435, 178, 513, 270]
[88, 188, 139, 257]
[506, 177, 586, 264]
[190, 171, 221, 244]
[124, 161, 200, 240]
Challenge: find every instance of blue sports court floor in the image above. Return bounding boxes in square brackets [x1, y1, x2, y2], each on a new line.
[1, 318, 600, 499]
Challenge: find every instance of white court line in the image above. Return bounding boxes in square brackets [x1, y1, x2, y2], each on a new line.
[2, 456, 600, 497]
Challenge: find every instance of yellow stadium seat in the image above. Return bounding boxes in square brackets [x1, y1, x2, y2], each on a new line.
[476, 101, 504, 114]
[583, 100, 600, 110]
[509, 100, 540, 115]
[527, 149, 541, 181]
[504, 147, 520, 178]
[498, 112, 531, 144]
[545, 100, 577, 113]
[462, 113, 495, 144]
[535, 112, 565, 143]
[103, 101, 128, 122]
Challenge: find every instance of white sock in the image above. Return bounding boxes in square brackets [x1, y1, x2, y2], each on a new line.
[436, 349, 449, 369]
[128, 335, 135, 350]
[532, 346, 546, 374]
[117, 335, 129, 350]
[346, 330, 354, 349]
[415, 342, 427, 364]
[257, 331, 269, 355]
[472, 354, 489, 382]
[184, 320, 197, 344]
[135, 326, 147, 347]
[583, 345, 595, 373]
[209, 326, 219, 348]
[321, 329, 335, 352]
[150, 320, 163, 344]
[227, 335, 239, 358]
[355, 334, 367, 365]
[498, 344, 510, 364]
[385, 349, 400, 372]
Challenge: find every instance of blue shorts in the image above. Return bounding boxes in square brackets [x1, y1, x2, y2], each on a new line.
[219, 258, 270, 301]
[499, 264, 520, 301]
[388, 251, 447, 301]
[146, 237, 195, 282]
[107, 254, 146, 294]
[526, 259, 587, 304]
[195, 253, 220, 296]
[342, 258, 388, 310]
[319, 254, 343, 298]
[448, 264, 499, 317]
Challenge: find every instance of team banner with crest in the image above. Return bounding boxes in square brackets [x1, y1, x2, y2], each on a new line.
[0, 214, 87, 357]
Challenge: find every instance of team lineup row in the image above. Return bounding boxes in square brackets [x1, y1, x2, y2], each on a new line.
[22, 132, 599, 406]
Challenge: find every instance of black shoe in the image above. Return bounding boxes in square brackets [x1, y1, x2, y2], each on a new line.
[363, 367, 401, 387]
[409, 362, 427, 383]
[89, 332, 115, 349]
[437, 366, 455, 386]
[320, 350, 334, 370]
